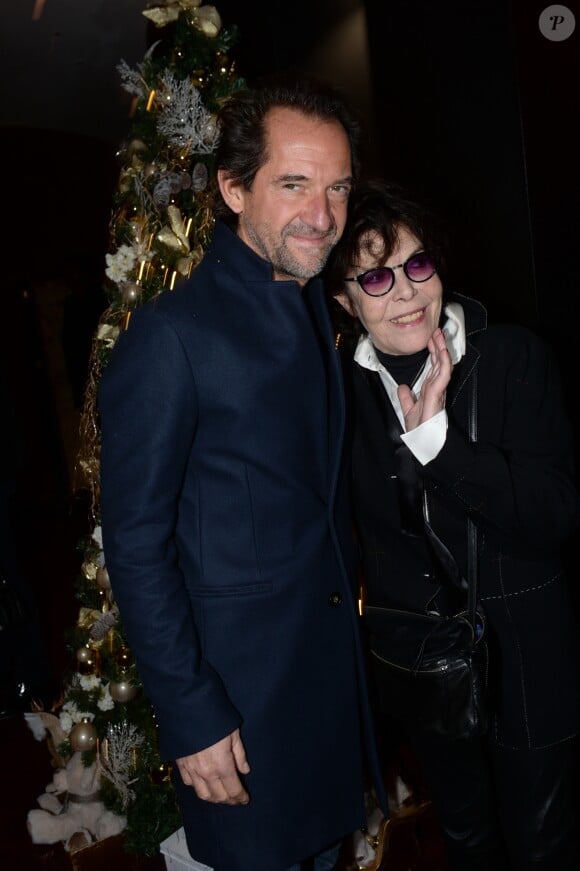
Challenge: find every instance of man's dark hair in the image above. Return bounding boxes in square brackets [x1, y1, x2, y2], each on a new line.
[213, 72, 362, 225]
[324, 179, 448, 297]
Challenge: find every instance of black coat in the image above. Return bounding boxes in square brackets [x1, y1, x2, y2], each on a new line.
[347, 292, 580, 749]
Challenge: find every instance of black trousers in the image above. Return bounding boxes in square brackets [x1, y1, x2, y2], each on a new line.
[409, 730, 579, 870]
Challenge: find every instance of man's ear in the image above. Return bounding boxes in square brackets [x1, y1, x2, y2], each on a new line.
[334, 290, 356, 317]
[217, 169, 245, 214]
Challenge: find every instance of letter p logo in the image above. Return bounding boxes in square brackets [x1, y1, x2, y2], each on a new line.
[539, 5, 576, 41]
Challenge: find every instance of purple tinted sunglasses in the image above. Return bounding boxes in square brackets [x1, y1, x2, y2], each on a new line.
[345, 251, 436, 297]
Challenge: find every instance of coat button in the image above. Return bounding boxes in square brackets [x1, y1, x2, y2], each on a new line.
[328, 592, 342, 607]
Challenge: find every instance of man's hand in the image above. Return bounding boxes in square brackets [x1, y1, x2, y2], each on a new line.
[175, 728, 251, 805]
[397, 328, 452, 431]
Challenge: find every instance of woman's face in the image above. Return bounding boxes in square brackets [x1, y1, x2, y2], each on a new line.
[335, 225, 444, 355]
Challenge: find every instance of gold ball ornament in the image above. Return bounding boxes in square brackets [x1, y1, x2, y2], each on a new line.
[70, 718, 98, 752]
[76, 644, 92, 664]
[95, 565, 111, 590]
[109, 674, 138, 703]
[122, 282, 142, 305]
[77, 646, 100, 675]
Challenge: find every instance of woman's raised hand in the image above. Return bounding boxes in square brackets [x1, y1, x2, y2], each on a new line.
[397, 328, 452, 431]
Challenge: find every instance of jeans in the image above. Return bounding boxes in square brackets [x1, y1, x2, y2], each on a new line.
[284, 841, 341, 871]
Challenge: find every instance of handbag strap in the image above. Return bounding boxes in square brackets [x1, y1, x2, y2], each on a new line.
[424, 365, 478, 625]
[466, 367, 478, 624]
[361, 360, 480, 626]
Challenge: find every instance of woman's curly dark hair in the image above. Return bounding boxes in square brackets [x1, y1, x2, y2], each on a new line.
[325, 179, 448, 296]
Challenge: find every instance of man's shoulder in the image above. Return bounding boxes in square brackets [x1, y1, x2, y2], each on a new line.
[137, 255, 216, 318]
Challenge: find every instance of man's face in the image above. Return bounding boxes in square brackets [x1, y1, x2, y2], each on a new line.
[218, 107, 353, 285]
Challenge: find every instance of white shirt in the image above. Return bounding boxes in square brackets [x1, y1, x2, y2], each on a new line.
[353, 302, 466, 465]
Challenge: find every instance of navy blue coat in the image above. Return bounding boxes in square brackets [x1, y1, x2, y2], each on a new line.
[99, 221, 384, 871]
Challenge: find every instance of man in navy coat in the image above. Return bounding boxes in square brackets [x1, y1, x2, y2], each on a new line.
[99, 75, 385, 871]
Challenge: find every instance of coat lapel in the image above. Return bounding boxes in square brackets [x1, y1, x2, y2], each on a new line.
[305, 281, 345, 503]
[449, 339, 480, 411]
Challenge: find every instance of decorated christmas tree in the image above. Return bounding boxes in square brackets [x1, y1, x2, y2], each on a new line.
[26, 1, 245, 859]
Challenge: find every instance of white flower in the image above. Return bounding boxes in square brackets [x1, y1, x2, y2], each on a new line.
[61, 699, 78, 715]
[98, 685, 115, 712]
[105, 245, 138, 283]
[61, 699, 94, 727]
[80, 674, 101, 692]
[59, 711, 73, 734]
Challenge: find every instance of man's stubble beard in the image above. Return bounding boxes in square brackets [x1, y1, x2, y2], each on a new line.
[242, 217, 338, 281]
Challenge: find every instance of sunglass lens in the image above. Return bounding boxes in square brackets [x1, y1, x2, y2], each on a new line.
[360, 268, 393, 295]
[405, 252, 436, 282]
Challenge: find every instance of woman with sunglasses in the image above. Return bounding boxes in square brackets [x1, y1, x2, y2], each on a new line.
[324, 179, 580, 870]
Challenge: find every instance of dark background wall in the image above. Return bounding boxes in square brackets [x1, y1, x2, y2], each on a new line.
[2, 0, 579, 475]
[362, 0, 579, 443]
[219, 0, 580, 444]
[0, 0, 578, 711]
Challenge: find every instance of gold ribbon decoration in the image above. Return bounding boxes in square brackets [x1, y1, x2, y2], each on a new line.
[143, 1, 222, 37]
[177, 248, 202, 276]
[157, 204, 191, 254]
[142, 0, 202, 27]
[190, 6, 221, 37]
[81, 560, 98, 581]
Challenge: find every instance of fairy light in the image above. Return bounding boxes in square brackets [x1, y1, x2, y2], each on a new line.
[169, 270, 178, 290]
[146, 90, 156, 111]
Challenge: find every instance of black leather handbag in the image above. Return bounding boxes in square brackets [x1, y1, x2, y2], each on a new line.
[366, 576, 489, 739]
[364, 366, 489, 740]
